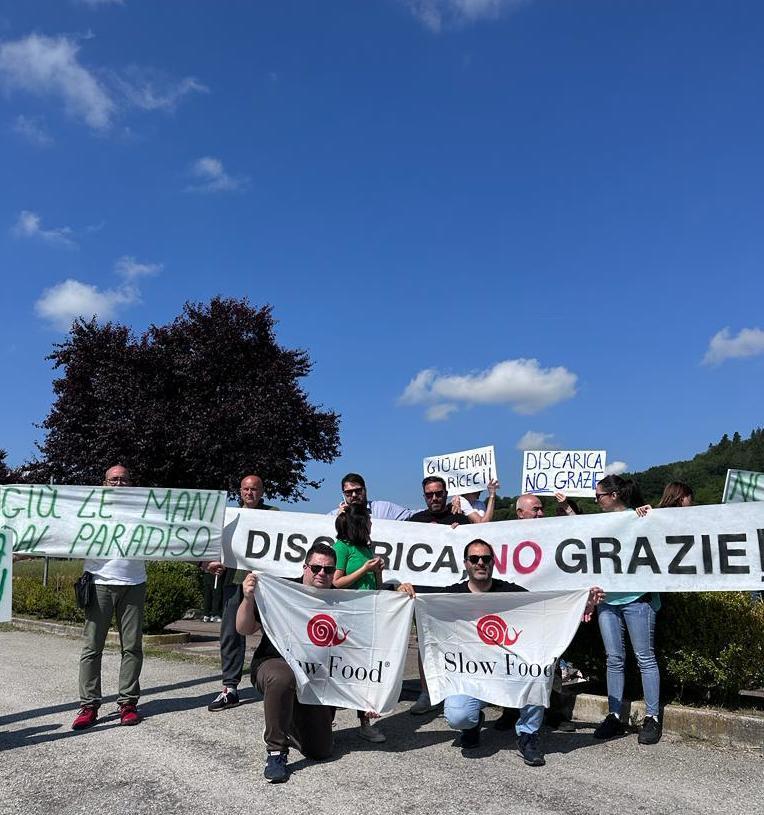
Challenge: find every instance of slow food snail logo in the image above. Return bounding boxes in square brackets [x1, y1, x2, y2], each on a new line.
[476, 614, 522, 646]
[307, 613, 349, 646]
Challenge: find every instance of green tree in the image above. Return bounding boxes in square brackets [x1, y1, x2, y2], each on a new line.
[32, 297, 341, 500]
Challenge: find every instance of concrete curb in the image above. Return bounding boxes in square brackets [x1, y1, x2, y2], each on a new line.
[10, 617, 190, 646]
[571, 693, 763, 750]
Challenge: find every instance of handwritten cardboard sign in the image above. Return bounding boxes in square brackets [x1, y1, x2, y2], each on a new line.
[422, 445, 497, 496]
[521, 450, 606, 497]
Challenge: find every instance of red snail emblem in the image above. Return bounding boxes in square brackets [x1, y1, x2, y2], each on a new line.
[476, 614, 522, 646]
[306, 613, 349, 647]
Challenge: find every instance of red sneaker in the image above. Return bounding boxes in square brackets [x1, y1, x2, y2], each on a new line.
[119, 703, 142, 726]
[71, 705, 98, 730]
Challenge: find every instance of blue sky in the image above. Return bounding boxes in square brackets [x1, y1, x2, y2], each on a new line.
[1, 0, 763, 512]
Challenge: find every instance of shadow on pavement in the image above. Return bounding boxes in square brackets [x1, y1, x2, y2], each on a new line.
[0, 673, 223, 730]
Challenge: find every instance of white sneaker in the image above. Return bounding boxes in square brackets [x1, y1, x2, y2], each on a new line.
[202, 616, 211, 623]
[359, 719, 386, 743]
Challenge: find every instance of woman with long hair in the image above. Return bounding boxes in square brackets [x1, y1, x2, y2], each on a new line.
[657, 481, 694, 508]
[593, 474, 662, 745]
[332, 503, 386, 743]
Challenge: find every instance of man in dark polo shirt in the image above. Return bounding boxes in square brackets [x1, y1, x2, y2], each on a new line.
[205, 473, 279, 712]
[409, 476, 471, 526]
[236, 543, 337, 784]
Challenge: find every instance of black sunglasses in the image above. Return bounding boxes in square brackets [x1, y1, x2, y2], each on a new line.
[466, 554, 493, 565]
[305, 564, 337, 575]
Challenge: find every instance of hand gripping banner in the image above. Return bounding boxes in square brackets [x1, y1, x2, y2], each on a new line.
[254, 575, 414, 714]
[415, 590, 589, 709]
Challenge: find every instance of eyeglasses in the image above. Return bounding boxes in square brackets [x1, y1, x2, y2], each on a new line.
[343, 488, 364, 497]
[424, 490, 446, 499]
[594, 492, 610, 502]
[466, 554, 493, 565]
[305, 564, 337, 575]
[105, 477, 130, 485]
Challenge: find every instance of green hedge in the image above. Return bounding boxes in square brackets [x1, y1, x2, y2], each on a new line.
[12, 561, 203, 634]
[565, 592, 764, 707]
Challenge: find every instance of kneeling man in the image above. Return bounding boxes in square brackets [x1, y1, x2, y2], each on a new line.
[439, 539, 547, 765]
[236, 543, 337, 783]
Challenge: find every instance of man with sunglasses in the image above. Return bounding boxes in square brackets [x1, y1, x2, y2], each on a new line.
[409, 476, 471, 526]
[438, 539, 550, 763]
[236, 543, 337, 784]
[330, 472, 415, 520]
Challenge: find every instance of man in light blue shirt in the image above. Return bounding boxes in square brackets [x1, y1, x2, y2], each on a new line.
[328, 472, 415, 521]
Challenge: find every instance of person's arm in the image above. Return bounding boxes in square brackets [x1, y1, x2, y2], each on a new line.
[582, 586, 605, 622]
[475, 479, 499, 524]
[554, 492, 577, 517]
[333, 556, 383, 588]
[235, 572, 261, 636]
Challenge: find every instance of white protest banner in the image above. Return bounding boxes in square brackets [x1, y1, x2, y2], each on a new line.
[0, 530, 11, 622]
[521, 450, 606, 497]
[423, 445, 497, 497]
[223, 503, 764, 592]
[723, 469, 764, 503]
[416, 590, 588, 708]
[254, 574, 414, 714]
[1, 484, 226, 560]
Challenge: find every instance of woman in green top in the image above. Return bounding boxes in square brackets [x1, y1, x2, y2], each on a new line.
[333, 503, 383, 591]
[332, 503, 386, 743]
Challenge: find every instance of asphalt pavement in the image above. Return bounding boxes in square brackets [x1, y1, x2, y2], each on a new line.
[1, 630, 761, 815]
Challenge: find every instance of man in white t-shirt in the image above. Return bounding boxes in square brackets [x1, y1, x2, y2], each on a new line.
[71, 464, 146, 730]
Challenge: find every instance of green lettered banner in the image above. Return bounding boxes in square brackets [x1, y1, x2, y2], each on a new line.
[0, 531, 11, 622]
[723, 469, 764, 503]
[1, 484, 226, 561]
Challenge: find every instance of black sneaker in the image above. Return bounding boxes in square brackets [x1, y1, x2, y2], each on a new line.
[207, 687, 240, 712]
[593, 713, 625, 739]
[459, 711, 484, 749]
[517, 731, 546, 766]
[264, 752, 289, 783]
[638, 715, 662, 745]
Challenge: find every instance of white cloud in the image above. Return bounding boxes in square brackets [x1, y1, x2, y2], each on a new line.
[426, 403, 458, 422]
[113, 68, 208, 112]
[12, 113, 53, 146]
[399, 358, 577, 417]
[516, 431, 555, 451]
[114, 255, 162, 281]
[12, 210, 76, 248]
[34, 279, 139, 330]
[404, 0, 529, 32]
[0, 33, 206, 132]
[0, 34, 116, 130]
[186, 156, 248, 193]
[34, 253, 162, 330]
[604, 461, 628, 476]
[75, 0, 125, 7]
[702, 327, 764, 366]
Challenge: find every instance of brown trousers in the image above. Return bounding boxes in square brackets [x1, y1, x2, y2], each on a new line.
[254, 657, 334, 758]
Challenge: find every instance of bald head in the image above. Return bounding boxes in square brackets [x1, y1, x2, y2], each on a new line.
[240, 474, 264, 509]
[104, 464, 131, 487]
[516, 493, 544, 519]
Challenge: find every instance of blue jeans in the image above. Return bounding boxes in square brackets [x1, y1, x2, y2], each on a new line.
[444, 695, 544, 736]
[597, 600, 660, 718]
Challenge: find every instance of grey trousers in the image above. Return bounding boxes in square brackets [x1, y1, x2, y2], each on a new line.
[220, 583, 246, 688]
[254, 658, 334, 758]
[79, 582, 146, 707]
